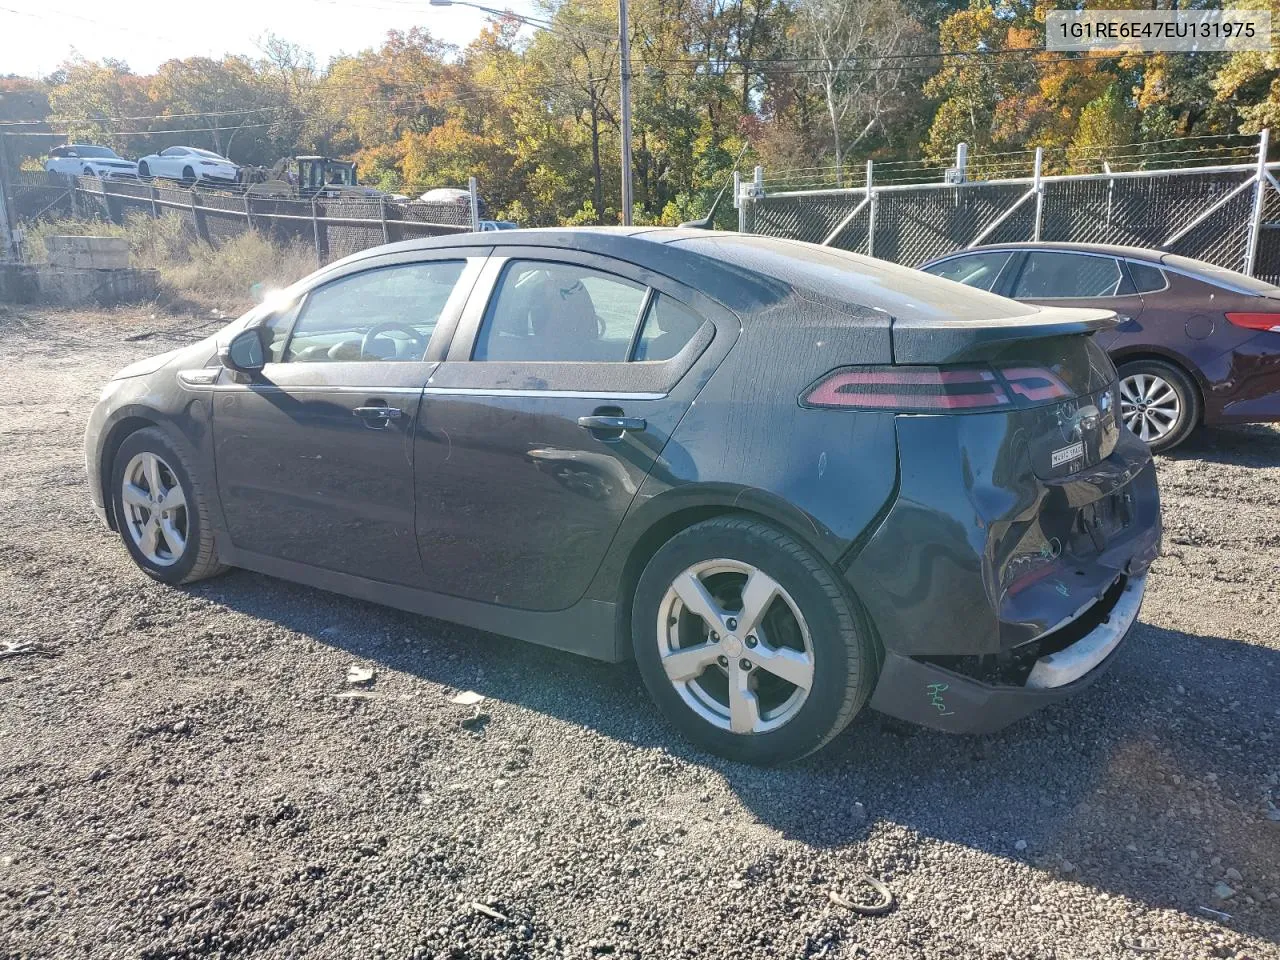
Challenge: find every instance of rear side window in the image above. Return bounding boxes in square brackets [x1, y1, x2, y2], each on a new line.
[474, 261, 648, 362]
[1013, 252, 1123, 299]
[922, 251, 1012, 292]
[634, 294, 703, 361]
[1127, 261, 1168, 293]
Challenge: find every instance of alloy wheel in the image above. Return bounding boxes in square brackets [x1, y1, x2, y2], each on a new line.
[1120, 373, 1181, 443]
[656, 559, 815, 734]
[121, 452, 188, 567]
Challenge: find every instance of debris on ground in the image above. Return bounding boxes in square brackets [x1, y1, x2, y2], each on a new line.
[828, 876, 896, 916]
[450, 689, 485, 706]
[346, 664, 375, 685]
[468, 902, 510, 923]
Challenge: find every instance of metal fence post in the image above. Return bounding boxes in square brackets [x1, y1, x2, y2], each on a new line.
[0, 132, 17, 260]
[150, 183, 159, 219]
[1103, 160, 1114, 240]
[468, 176, 480, 232]
[1245, 128, 1270, 276]
[311, 199, 323, 267]
[733, 169, 744, 233]
[1032, 147, 1044, 242]
[866, 159, 876, 258]
[379, 195, 389, 243]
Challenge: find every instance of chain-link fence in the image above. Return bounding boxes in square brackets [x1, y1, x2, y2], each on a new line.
[6, 171, 474, 268]
[740, 145, 1280, 284]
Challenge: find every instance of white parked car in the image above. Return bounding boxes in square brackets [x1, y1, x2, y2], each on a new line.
[44, 145, 138, 179]
[136, 147, 240, 185]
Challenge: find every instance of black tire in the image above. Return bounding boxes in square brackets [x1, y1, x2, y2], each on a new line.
[109, 427, 227, 585]
[138, 161, 150, 178]
[1116, 358, 1200, 452]
[182, 166, 196, 185]
[631, 516, 880, 765]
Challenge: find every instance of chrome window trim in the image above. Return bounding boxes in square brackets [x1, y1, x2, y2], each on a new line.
[422, 387, 667, 400]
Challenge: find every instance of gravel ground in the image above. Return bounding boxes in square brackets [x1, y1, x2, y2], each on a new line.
[1, 305, 1278, 960]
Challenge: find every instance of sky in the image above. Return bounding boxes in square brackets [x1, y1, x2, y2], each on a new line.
[0, 0, 541, 78]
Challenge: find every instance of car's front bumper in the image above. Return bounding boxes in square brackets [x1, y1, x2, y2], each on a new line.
[869, 573, 1146, 734]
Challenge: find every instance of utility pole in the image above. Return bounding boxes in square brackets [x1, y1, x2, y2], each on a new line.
[618, 0, 634, 225]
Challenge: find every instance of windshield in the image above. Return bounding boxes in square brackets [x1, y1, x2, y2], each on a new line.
[74, 146, 119, 159]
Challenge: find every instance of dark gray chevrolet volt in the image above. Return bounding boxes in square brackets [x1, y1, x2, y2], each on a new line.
[86, 228, 1161, 764]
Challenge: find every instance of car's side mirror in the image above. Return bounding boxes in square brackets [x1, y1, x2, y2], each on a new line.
[220, 328, 267, 373]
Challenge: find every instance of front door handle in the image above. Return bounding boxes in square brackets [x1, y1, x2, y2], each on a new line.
[577, 415, 646, 433]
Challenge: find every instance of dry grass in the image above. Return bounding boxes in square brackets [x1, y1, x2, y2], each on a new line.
[22, 214, 316, 312]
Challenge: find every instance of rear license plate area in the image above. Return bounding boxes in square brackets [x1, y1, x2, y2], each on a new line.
[1073, 491, 1132, 551]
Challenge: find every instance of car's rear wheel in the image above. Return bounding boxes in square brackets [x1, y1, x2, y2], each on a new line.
[1117, 359, 1200, 452]
[631, 516, 879, 764]
[109, 428, 226, 585]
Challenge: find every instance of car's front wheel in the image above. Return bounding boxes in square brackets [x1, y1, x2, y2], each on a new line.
[1117, 359, 1200, 452]
[138, 161, 150, 178]
[109, 428, 226, 585]
[632, 516, 880, 764]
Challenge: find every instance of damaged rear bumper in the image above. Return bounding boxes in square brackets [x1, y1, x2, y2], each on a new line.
[869, 573, 1146, 734]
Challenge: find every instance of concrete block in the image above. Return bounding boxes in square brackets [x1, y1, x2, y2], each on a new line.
[0, 263, 158, 306]
[45, 235, 130, 270]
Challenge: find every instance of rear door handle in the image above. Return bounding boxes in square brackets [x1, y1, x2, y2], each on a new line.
[354, 405, 403, 422]
[577, 415, 646, 433]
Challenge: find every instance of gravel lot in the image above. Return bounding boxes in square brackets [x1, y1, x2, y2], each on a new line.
[1, 305, 1278, 960]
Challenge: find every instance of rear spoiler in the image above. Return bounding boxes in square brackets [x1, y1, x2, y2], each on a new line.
[891, 306, 1118, 365]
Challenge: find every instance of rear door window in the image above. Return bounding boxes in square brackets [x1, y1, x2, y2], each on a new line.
[1012, 252, 1124, 299]
[472, 260, 648, 362]
[921, 251, 1012, 292]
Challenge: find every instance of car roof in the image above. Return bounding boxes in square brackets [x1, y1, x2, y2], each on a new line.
[323, 227, 1037, 322]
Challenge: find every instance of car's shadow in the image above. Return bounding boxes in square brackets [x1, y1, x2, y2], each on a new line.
[192, 571, 1280, 945]
[1163, 422, 1280, 467]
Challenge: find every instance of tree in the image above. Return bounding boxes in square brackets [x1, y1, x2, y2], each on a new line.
[791, 0, 931, 185]
[46, 59, 154, 155]
[149, 57, 286, 162]
[0, 78, 52, 163]
[1211, 0, 1280, 133]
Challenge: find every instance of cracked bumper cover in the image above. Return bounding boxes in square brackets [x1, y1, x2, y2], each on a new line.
[869, 573, 1147, 734]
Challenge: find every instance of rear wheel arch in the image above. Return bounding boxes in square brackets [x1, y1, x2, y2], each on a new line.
[1111, 348, 1206, 396]
[612, 500, 847, 661]
[1113, 353, 1203, 450]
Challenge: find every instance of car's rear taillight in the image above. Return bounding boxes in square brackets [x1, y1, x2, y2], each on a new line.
[801, 365, 1075, 412]
[1225, 312, 1280, 332]
[999, 366, 1073, 403]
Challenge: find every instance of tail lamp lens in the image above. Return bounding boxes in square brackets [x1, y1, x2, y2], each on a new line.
[1225, 312, 1280, 332]
[802, 365, 1074, 412]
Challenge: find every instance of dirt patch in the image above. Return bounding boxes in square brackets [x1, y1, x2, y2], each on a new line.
[1, 307, 1277, 959]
